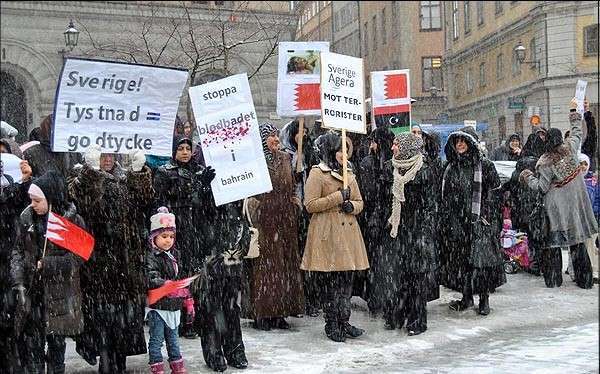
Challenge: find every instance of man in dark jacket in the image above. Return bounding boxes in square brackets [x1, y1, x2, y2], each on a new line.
[582, 104, 596, 172]
[11, 170, 85, 374]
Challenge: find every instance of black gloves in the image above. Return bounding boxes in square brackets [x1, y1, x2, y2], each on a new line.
[200, 166, 216, 185]
[340, 187, 351, 201]
[341, 200, 354, 214]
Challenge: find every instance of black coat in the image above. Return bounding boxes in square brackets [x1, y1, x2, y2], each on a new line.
[23, 143, 81, 178]
[68, 164, 153, 357]
[379, 159, 440, 274]
[439, 132, 505, 292]
[11, 204, 85, 336]
[146, 248, 185, 311]
[0, 176, 30, 329]
[153, 160, 213, 275]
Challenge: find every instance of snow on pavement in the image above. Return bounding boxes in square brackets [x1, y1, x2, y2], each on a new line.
[64, 251, 598, 373]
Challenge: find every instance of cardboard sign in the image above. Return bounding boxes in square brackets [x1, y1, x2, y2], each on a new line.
[320, 52, 366, 133]
[371, 69, 411, 133]
[276, 42, 330, 117]
[52, 57, 188, 156]
[188, 73, 272, 206]
[0, 153, 23, 182]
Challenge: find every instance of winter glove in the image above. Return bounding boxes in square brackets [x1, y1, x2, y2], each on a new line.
[340, 186, 351, 201]
[13, 285, 27, 307]
[183, 297, 195, 320]
[200, 166, 216, 185]
[84, 145, 102, 170]
[130, 150, 146, 172]
[341, 200, 354, 214]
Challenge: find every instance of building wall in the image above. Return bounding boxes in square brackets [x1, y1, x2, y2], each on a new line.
[444, 1, 598, 148]
[0, 1, 295, 135]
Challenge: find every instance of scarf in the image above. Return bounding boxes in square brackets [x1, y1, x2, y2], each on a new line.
[259, 123, 278, 163]
[388, 153, 423, 238]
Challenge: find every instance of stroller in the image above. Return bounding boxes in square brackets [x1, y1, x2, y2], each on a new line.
[501, 218, 531, 274]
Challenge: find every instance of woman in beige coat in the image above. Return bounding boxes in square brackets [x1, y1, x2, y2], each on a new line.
[301, 132, 369, 342]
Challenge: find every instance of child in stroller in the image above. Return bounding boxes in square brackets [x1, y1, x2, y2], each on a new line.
[501, 218, 530, 274]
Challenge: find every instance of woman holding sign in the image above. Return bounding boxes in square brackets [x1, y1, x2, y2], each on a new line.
[301, 131, 369, 342]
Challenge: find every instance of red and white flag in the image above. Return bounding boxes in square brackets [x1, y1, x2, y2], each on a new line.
[147, 275, 200, 305]
[46, 211, 95, 261]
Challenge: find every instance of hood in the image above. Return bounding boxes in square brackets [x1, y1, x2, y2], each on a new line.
[459, 126, 479, 142]
[0, 121, 18, 139]
[445, 130, 481, 163]
[172, 135, 193, 160]
[504, 133, 521, 148]
[522, 131, 546, 159]
[314, 131, 353, 171]
[259, 122, 279, 163]
[369, 125, 394, 162]
[31, 169, 68, 213]
[0, 137, 23, 158]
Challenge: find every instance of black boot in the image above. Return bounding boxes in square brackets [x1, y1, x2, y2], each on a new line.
[272, 317, 291, 330]
[478, 293, 490, 316]
[324, 321, 346, 342]
[253, 318, 271, 331]
[342, 322, 364, 338]
[448, 296, 474, 311]
[226, 347, 248, 370]
[206, 355, 227, 372]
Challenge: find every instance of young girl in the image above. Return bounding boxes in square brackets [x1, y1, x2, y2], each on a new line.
[146, 207, 192, 374]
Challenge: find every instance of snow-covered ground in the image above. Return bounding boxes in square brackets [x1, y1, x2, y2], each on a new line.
[65, 250, 599, 373]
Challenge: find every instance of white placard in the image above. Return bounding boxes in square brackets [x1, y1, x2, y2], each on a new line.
[464, 120, 477, 129]
[276, 42, 330, 117]
[575, 79, 587, 115]
[319, 52, 366, 133]
[52, 58, 189, 156]
[0, 153, 23, 182]
[188, 73, 272, 206]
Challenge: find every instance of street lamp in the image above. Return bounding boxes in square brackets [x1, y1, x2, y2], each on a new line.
[63, 20, 79, 51]
[514, 41, 539, 70]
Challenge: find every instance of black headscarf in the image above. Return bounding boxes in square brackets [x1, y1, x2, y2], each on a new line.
[172, 135, 193, 167]
[522, 128, 547, 158]
[259, 123, 279, 163]
[422, 129, 441, 161]
[544, 128, 563, 153]
[369, 125, 394, 169]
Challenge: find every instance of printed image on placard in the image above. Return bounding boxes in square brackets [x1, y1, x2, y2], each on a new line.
[285, 50, 321, 76]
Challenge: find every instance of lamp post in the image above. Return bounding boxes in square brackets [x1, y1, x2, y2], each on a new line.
[514, 41, 539, 70]
[59, 20, 79, 57]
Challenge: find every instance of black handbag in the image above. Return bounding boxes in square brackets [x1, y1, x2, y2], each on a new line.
[528, 193, 548, 242]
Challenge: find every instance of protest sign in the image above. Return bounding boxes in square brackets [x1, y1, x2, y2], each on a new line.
[575, 79, 587, 115]
[320, 52, 366, 134]
[277, 41, 330, 117]
[371, 69, 411, 133]
[188, 73, 272, 206]
[52, 57, 188, 156]
[0, 153, 23, 182]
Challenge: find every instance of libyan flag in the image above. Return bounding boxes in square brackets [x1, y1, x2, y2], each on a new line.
[46, 211, 95, 261]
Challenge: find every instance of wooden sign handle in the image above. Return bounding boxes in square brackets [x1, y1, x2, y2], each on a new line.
[342, 129, 348, 189]
[296, 117, 305, 173]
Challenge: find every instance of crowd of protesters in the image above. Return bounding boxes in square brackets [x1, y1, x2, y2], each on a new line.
[0, 97, 597, 373]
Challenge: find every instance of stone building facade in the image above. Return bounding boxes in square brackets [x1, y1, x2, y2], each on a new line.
[443, 1, 599, 149]
[0, 1, 295, 141]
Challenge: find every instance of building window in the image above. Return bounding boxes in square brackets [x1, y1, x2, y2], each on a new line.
[514, 112, 523, 136]
[422, 56, 443, 92]
[529, 38, 538, 71]
[477, 1, 484, 26]
[498, 116, 506, 142]
[466, 68, 473, 93]
[496, 53, 503, 80]
[464, 1, 471, 34]
[452, 1, 459, 40]
[372, 15, 377, 50]
[495, 1, 503, 14]
[479, 62, 486, 87]
[454, 73, 461, 98]
[512, 48, 521, 76]
[363, 22, 369, 55]
[382, 8, 387, 44]
[420, 1, 441, 31]
[584, 24, 599, 56]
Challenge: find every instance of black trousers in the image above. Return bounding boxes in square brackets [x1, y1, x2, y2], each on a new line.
[98, 349, 126, 374]
[570, 243, 593, 289]
[384, 273, 427, 331]
[196, 273, 245, 366]
[542, 247, 563, 288]
[17, 330, 66, 374]
[320, 271, 354, 324]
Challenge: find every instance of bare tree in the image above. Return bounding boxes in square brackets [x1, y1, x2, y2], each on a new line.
[77, 1, 298, 84]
